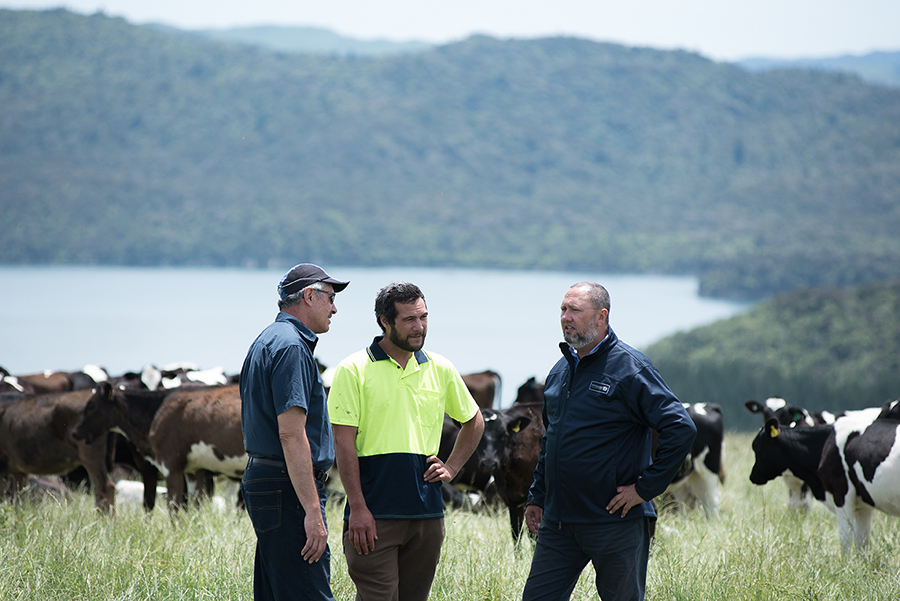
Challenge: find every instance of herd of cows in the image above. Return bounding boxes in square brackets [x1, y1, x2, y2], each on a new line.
[2, 363, 899, 556]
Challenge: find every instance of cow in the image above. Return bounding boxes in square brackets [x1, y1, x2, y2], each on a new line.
[438, 414, 497, 509]
[749, 404, 900, 555]
[476, 401, 545, 541]
[461, 370, 502, 409]
[13, 365, 108, 395]
[512, 376, 544, 406]
[1, 367, 37, 397]
[656, 402, 726, 516]
[138, 363, 229, 391]
[0, 389, 115, 510]
[745, 397, 819, 510]
[72, 381, 246, 510]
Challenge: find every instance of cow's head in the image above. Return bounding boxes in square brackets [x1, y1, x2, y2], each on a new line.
[748, 417, 788, 485]
[72, 382, 118, 444]
[514, 377, 544, 405]
[477, 409, 533, 474]
[745, 398, 812, 427]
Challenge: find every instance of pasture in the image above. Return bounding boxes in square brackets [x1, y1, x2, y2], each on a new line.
[2, 432, 900, 600]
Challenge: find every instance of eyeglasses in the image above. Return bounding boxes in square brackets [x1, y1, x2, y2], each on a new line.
[315, 289, 336, 303]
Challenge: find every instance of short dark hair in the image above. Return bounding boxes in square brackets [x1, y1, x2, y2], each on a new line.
[375, 282, 425, 332]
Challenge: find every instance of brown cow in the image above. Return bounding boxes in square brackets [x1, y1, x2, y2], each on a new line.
[462, 370, 502, 409]
[476, 401, 545, 541]
[73, 382, 245, 510]
[13, 366, 108, 395]
[0, 389, 115, 510]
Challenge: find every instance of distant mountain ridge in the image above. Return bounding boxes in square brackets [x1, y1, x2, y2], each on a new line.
[150, 23, 434, 56]
[2, 9, 900, 300]
[735, 50, 900, 88]
[165, 22, 900, 87]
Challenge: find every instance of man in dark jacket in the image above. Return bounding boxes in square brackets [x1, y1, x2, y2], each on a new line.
[522, 282, 696, 601]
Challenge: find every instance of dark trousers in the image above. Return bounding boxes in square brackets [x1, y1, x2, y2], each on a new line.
[242, 462, 334, 601]
[522, 518, 651, 601]
[342, 518, 445, 601]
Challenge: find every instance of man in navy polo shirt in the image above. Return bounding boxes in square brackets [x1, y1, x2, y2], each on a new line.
[240, 263, 349, 601]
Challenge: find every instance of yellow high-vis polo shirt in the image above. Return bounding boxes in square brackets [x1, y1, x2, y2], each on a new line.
[328, 336, 479, 520]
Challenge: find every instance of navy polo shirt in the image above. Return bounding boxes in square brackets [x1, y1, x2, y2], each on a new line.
[239, 312, 334, 472]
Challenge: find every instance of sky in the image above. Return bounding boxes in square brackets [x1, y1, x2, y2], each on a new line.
[2, 0, 898, 62]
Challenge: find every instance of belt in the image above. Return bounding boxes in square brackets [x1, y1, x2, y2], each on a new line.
[248, 456, 329, 483]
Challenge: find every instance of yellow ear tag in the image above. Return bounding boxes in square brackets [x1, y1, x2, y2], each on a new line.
[511, 422, 522, 433]
[770, 425, 780, 438]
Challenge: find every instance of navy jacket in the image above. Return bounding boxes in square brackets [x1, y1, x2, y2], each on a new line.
[527, 327, 696, 524]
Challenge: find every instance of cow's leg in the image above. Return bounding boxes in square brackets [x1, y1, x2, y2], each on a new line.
[692, 468, 721, 517]
[189, 469, 215, 505]
[784, 475, 810, 512]
[853, 506, 875, 554]
[165, 470, 188, 511]
[4, 473, 27, 505]
[509, 503, 526, 542]
[139, 462, 160, 512]
[834, 507, 856, 556]
[79, 441, 116, 512]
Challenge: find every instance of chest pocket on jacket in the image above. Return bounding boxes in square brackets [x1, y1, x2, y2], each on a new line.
[587, 378, 618, 400]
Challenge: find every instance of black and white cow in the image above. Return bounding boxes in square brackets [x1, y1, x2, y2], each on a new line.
[745, 397, 818, 510]
[750, 403, 900, 554]
[665, 403, 725, 516]
[653, 402, 725, 516]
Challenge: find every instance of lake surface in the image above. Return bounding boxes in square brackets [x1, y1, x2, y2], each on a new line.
[0, 265, 751, 407]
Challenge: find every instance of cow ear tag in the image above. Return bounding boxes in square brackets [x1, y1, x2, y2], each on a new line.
[511, 422, 521, 433]
[768, 424, 780, 438]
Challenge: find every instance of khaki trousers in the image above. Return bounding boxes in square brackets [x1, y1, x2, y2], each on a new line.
[343, 518, 445, 601]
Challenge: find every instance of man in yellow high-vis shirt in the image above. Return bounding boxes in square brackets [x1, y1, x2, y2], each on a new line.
[328, 281, 484, 601]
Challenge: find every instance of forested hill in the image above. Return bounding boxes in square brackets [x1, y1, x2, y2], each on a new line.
[3, 9, 900, 300]
[645, 280, 900, 431]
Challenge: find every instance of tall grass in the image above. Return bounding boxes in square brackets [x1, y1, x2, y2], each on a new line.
[2, 433, 899, 600]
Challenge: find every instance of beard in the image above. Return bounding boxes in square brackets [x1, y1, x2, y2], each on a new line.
[564, 322, 598, 349]
[389, 325, 426, 352]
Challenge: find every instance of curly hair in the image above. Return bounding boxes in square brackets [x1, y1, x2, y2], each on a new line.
[374, 282, 426, 332]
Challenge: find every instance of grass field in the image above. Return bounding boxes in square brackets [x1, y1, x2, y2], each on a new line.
[2, 432, 899, 600]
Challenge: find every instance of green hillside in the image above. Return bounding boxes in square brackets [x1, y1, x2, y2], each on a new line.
[3, 9, 900, 299]
[645, 280, 900, 431]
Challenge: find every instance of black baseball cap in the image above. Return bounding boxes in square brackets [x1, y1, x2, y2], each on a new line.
[277, 263, 349, 299]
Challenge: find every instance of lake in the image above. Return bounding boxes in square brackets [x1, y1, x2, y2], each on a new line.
[0, 265, 751, 407]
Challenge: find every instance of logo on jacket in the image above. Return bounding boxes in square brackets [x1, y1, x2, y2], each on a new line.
[589, 381, 610, 395]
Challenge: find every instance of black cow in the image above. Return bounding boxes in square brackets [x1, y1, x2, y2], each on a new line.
[476, 401, 544, 541]
[438, 414, 497, 509]
[749, 404, 900, 555]
[513, 377, 544, 405]
[1, 366, 36, 397]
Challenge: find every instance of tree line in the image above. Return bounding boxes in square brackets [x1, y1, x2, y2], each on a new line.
[645, 280, 900, 431]
[2, 9, 900, 300]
